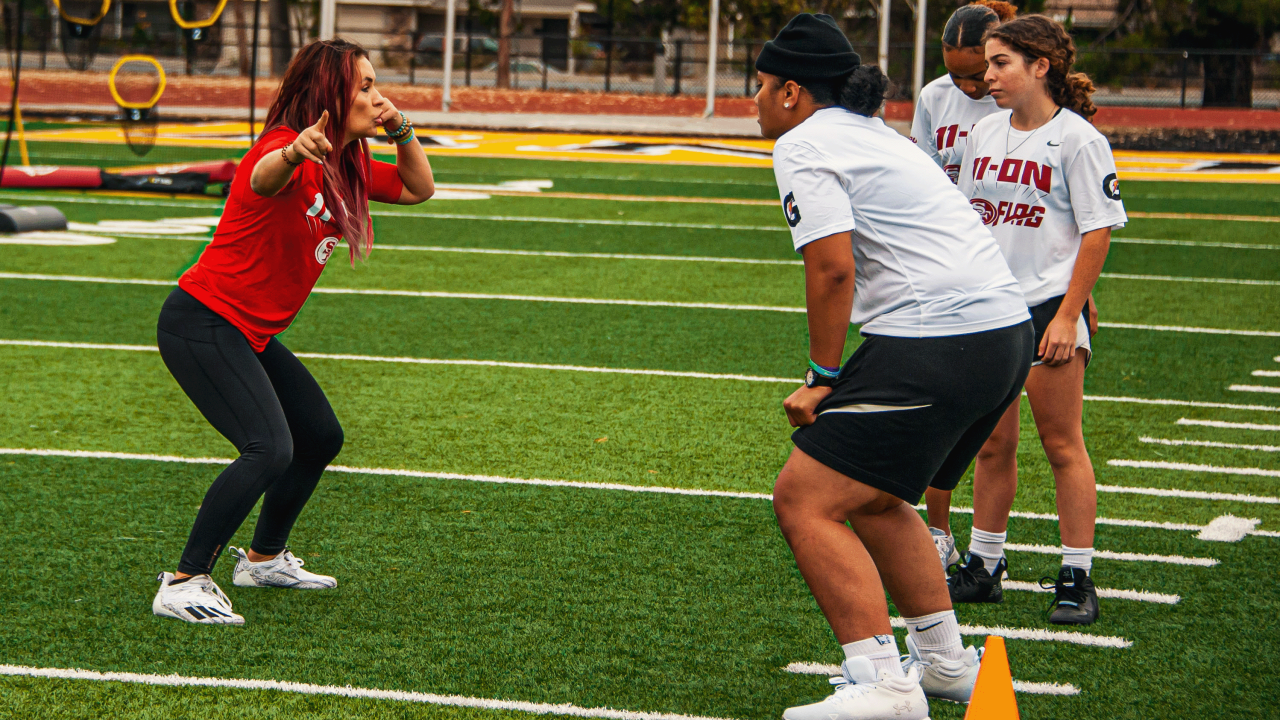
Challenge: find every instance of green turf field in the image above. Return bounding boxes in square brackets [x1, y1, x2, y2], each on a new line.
[0, 156, 1278, 720]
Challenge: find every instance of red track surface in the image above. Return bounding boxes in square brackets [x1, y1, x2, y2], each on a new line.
[3, 70, 1276, 129]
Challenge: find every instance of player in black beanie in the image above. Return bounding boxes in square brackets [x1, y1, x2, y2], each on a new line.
[754, 13, 891, 138]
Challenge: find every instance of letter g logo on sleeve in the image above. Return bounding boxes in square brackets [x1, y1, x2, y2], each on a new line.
[783, 191, 802, 228]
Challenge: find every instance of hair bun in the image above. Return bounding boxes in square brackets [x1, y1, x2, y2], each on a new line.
[839, 65, 891, 117]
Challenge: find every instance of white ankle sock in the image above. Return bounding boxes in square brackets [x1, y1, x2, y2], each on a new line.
[968, 528, 1007, 575]
[842, 634, 905, 678]
[1061, 545, 1094, 574]
[904, 610, 965, 662]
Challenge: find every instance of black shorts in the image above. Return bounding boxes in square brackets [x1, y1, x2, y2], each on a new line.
[791, 320, 1034, 505]
[1030, 295, 1092, 366]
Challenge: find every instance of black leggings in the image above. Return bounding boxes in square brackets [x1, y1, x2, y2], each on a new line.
[157, 288, 343, 576]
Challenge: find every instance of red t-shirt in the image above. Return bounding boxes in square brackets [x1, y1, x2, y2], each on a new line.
[180, 126, 404, 351]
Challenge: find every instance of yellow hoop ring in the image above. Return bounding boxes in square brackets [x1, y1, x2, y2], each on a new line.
[51, 0, 112, 26]
[108, 56, 167, 110]
[169, 0, 229, 30]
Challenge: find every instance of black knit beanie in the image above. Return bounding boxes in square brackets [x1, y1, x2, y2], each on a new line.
[755, 13, 861, 80]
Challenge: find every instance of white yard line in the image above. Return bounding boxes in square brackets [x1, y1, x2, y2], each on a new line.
[889, 618, 1131, 648]
[371, 245, 803, 265]
[1176, 418, 1280, 430]
[1253, 370, 1280, 378]
[1111, 237, 1280, 251]
[1002, 542, 1217, 567]
[1097, 323, 1280, 338]
[1141, 437, 1280, 452]
[782, 663, 1081, 696]
[1098, 482, 1280, 504]
[6, 274, 1280, 339]
[1099, 273, 1280, 286]
[1, 447, 1268, 544]
[0, 664, 735, 720]
[1107, 459, 1280, 478]
[1003, 580, 1178, 604]
[373, 210, 788, 233]
[1230, 384, 1280, 395]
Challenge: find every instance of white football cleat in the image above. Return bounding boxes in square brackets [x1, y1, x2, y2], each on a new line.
[230, 546, 337, 589]
[930, 527, 961, 571]
[152, 572, 244, 625]
[782, 656, 930, 720]
[900, 635, 982, 703]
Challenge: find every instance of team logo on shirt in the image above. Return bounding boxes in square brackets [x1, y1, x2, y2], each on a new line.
[1103, 173, 1122, 200]
[315, 237, 339, 265]
[970, 198, 999, 226]
[782, 192, 802, 228]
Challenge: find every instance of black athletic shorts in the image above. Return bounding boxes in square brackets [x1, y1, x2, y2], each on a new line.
[1030, 295, 1092, 366]
[791, 320, 1034, 505]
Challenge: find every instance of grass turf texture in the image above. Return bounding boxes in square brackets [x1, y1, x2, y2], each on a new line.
[0, 170, 1277, 718]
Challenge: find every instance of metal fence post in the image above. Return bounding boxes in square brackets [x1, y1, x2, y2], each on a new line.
[464, 11, 472, 86]
[542, 52, 548, 91]
[673, 40, 682, 95]
[605, 33, 613, 92]
[744, 41, 753, 96]
[1180, 50, 1188, 109]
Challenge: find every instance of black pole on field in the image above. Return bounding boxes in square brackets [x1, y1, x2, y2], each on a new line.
[1, 0, 26, 184]
[248, 0, 262, 145]
[672, 40, 682, 95]
[604, 0, 613, 92]
[743, 41, 753, 96]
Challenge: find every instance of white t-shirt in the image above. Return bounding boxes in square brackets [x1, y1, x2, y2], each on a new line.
[910, 75, 1000, 183]
[958, 108, 1128, 306]
[772, 107, 1028, 339]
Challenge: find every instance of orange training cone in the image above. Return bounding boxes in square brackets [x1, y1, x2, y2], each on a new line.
[963, 635, 1019, 720]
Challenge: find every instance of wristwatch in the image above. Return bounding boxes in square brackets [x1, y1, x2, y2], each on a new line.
[804, 367, 838, 388]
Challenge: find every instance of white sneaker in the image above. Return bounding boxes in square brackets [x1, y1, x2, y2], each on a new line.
[930, 527, 961, 571]
[230, 547, 337, 589]
[152, 572, 244, 625]
[900, 635, 982, 703]
[782, 656, 930, 720]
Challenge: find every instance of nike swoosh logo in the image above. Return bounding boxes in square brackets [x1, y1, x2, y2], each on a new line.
[914, 621, 945, 632]
[1047, 141, 1062, 146]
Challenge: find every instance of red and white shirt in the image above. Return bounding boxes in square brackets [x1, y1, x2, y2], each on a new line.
[910, 75, 1000, 184]
[180, 127, 404, 351]
[958, 108, 1127, 306]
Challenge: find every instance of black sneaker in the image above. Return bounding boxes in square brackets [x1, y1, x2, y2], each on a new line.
[1042, 566, 1099, 625]
[947, 552, 1006, 603]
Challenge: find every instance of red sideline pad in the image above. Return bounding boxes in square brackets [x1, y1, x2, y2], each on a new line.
[0, 159, 238, 189]
[115, 160, 238, 183]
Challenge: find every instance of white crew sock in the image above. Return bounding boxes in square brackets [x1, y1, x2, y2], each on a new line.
[904, 610, 965, 662]
[1061, 545, 1094, 574]
[842, 634, 905, 678]
[968, 528, 1007, 575]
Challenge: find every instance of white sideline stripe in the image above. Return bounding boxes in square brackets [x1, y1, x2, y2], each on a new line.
[372, 210, 789, 233]
[1141, 436, 1280, 452]
[1097, 323, 1280, 338]
[1002, 542, 1217, 567]
[1100, 273, 1280, 286]
[7, 273, 1280, 334]
[0, 192, 223, 209]
[1177, 418, 1280, 430]
[1111, 237, 1280, 251]
[0, 448, 773, 500]
[1254, 370, 1280, 378]
[1108, 459, 1280, 478]
[1000, 580, 1179, 604]
[886, 618, 1131, 648]
[372, 245, 803, 266]
[781, 664, 1081, 695]
[9, 340, 1280, 413]
[1231, 384, 1280, 395]
[0, 340, 796, 384]
[4, 446, 1271, 542]
[0, 665, 735, 720]
[1098, 482, 1280, 504]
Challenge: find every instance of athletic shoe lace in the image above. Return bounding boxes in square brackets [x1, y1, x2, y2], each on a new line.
[1040, 573, 1086, 610]
[280, 548, 307, 572]
[948, 558, 987, 591]
[827, 674, 876, 701]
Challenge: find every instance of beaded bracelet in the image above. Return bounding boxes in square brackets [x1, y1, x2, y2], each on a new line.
[386, 112, 412, 139]
[394, 127, 416, 145]
[281, 144, 303, 166]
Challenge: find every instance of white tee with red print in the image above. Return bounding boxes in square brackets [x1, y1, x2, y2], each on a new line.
[910, 75, 1000, 183]
[958, 108, 1127, 306]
